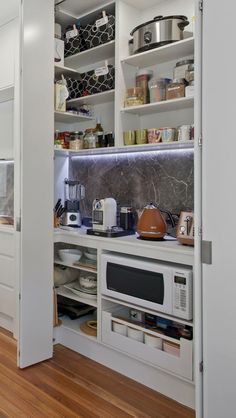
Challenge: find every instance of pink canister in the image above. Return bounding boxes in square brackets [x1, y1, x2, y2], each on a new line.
[147, 129, 162, 143]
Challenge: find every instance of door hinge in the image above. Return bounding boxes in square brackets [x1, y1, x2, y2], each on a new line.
[16, 217, 21, 232]
[19, 293, 21, 300]
[202, 240, 212, 265]
[199, 361, 204, 372]
[198, 134, 202, 147]
[199, 0, 203, 11]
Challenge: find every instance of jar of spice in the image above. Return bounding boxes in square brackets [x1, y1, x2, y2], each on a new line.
[149, 78, 171, 103]
[166, 78, 186, 100]
[69, 131, 84, 150]
[136, 70, 153, 104]
[125, 87, 144, 107]
[84, 129, 96, 149]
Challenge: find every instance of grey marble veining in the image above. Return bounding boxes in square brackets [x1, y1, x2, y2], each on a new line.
[70, 150, 194, 217]
[0, 162, 14, 217]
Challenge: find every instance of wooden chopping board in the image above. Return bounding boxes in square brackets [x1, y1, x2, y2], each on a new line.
[80, 320, 97, 337]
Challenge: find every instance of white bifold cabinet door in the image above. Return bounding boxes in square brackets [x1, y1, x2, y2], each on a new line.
[202, 1, 236, 417]
[17, 0, 54, 367]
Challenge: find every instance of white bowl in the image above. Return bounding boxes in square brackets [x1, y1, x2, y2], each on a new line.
[79, 275, 97, 290]
[84, 251, 97, 261]
[86, 247, 97, 255]
[58, 249, 82, 264]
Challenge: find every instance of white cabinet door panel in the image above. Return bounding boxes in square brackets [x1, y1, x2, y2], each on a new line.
[202, 1, 236, 417]
[18, 0, 54, 368]
[0, 231, 14, 256]
[0, 284, 14, 317]
[0, 255, 14, 287]
[0, 100, 14, 159]
[0, 20, 16, 89]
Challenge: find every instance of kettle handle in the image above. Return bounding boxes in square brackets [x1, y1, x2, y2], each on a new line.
[160, 209, 175, 227]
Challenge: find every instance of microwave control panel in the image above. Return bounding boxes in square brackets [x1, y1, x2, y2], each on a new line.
[172, 270, 193, 320]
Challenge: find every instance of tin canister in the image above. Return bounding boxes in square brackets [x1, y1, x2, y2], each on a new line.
[177, 125, 191, 142]
[161, 127, 176, 142]
[147, 128, 162, 143]
[123, 130, 135, 145]
[135, 129, 147, 144]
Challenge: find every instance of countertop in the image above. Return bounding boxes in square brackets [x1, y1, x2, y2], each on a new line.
[54, 226, 194, 266]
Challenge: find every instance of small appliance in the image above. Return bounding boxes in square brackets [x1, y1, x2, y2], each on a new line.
[92, 198, 117, 231]
[137, 203, 167, 239]
[176, 211, 194, 246]
[130, 15, 189, 54]
[101, 253, 193, 320]
[62, 178, 85, 227]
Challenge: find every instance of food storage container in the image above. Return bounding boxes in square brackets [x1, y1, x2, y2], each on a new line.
[127, 326, 143, 342]
[135, 129, 147, 144]
[166, 78, 186, 100]
[124, 87, 144, 107]
[174, 59, 194, 80]
[136, 70, 153, 104]
[161, 127, 176, 142]
[149, 78, 171, 103]
[177, 124, 191, 141]
[84, 129, 96, 148]
[185, 81, 194, 98]
[112, 321, 127, 336]
[163, 340, 180, 357]
[144, 333, 162, 349]
[147, 128, 162, 143]
[123, 130, 135, 145]
[69, 131, 84, 150]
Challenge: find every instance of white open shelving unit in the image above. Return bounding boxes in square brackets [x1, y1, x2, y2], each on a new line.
[65, 40, 115, 69]
[54, 110, 94, 123]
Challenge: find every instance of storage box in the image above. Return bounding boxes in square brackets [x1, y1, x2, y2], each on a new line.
[54, 82, 68, 112]
[64, 28, 87, 58]
[64, 15, 115, 58]
[54, 38, 64, 66]
[66, 65, 115, 99]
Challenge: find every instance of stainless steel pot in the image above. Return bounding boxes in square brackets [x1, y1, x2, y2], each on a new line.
[131, 15, 189, 54]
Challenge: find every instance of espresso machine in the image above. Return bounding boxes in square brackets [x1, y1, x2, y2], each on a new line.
[62, 179, 85, 227]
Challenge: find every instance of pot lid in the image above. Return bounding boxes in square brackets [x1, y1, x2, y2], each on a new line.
[130, 15, 188, 36]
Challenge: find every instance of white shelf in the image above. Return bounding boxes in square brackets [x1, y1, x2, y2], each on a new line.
[54, 258, 97, 274]
[67, 89, 115, 106]
[55, 64, 81, 80]
[54, 111, 93, 123]
[122, 38, 194, 68]
[57, 286, 97, 308]
[65, 40, 115, 70]
[0, 85, 14, 103]
[61, 314, 97, 341]
[121, 97, 194, 116]
[54, 140, 194, 157]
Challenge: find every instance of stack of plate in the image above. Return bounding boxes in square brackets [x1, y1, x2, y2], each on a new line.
[64, 281, 97, 300]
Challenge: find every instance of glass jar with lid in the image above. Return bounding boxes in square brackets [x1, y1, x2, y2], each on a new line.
[84, 129, 96, 149]
[124, 87, 144, 107]
[69, 131, 84, 150]
[166, 78, 186, 100]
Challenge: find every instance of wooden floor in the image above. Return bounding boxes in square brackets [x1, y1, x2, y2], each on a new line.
[0, 328, 195, 418]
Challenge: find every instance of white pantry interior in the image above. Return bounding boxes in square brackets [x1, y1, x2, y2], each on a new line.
[0, 1, 236, 418]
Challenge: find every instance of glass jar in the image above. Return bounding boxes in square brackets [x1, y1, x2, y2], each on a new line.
[124, 87, 144, 107]
[166, 78, 186, 100]
[84, 129, 96, 149]
[136, 70, 153, 104]
[69, 131, 84, 150]
[174, 59, 194, 80]
[149, 78, 171, 103]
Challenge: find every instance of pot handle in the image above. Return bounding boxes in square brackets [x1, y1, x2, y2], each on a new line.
[178, 20, 189, 29]
[154, 15, 163, 21]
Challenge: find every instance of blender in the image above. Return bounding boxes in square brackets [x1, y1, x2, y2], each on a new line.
[62, 179, 85, 227]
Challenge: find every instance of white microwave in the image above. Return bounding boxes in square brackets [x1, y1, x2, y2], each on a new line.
[101, 253, 193, 320]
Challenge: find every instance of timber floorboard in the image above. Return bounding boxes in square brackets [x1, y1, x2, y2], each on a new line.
[0, 328, 195, 418]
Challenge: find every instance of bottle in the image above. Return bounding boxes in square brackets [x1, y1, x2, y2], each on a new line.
[95, 116, 104, 148]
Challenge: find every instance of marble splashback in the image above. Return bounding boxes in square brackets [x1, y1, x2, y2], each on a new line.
[70, 149, 194, 217]
[0, 162, 14, 217]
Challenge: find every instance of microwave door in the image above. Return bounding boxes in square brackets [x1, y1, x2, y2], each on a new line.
[106, 262, 171, 313]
